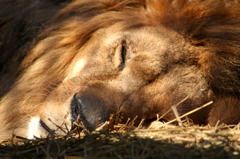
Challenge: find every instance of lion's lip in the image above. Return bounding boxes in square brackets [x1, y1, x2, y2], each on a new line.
[39, 119, 55, 135]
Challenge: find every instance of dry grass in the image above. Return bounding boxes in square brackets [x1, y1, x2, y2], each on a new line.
[1, 122, 240, 159]
[1, 102, 240, 159]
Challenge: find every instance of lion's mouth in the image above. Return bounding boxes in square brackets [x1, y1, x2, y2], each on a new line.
[35, 93, 100, 137]
[39, 119, 55, 135]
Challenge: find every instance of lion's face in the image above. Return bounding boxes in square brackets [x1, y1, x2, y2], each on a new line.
[1, 0, 240, 141]
[30, 25, 212, 137]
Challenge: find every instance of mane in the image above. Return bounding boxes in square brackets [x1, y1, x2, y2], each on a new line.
[1, 0, 240, 96]
[19, 0, 240, 93]
[145, 0, 240, 95]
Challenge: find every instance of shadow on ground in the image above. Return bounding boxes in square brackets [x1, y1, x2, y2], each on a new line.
[0, 131, 239, 159]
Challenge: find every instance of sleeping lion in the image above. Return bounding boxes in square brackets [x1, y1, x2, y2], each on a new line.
[0, 0, 240, 141]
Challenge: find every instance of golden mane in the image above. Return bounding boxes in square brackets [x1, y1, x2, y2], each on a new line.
[20, 0, 240, 94]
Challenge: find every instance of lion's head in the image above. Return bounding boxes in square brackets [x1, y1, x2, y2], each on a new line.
[0, 0, 240, 140]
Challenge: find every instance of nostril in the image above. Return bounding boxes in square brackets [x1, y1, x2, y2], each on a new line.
[70, 91, 110, 131]
[71, 93, 82, 122]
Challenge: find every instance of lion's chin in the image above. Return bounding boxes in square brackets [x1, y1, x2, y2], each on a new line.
[27, 116, 48, 139]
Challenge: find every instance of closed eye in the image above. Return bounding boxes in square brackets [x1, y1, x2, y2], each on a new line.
[119, 40, 127, 71]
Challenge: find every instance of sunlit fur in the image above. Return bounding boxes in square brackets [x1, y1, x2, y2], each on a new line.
[0, 0, 240, 142]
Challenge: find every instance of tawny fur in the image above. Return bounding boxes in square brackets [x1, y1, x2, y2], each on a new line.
[0, 0, 240, 142]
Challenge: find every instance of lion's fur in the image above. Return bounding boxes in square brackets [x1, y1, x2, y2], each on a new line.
[0, 0, 240, 141]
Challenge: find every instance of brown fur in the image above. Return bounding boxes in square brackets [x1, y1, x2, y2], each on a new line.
[0, 0, 240, 141]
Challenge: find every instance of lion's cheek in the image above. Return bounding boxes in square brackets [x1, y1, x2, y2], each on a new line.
[119, 65, 213, 123]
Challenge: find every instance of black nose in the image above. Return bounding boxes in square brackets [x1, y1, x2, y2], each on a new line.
[71, 93, 82, 123]
[71, 92, 105, 131]
[70, 88, 117, 131]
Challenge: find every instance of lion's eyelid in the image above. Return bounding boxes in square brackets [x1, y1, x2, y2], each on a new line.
[119, 40, 128, 71]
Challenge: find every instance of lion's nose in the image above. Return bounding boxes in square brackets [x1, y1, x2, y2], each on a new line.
[71, 93, 82, 123]
[71, 91, 108, 131]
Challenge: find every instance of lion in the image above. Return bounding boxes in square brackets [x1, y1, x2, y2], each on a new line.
[0, 0, 240, 142]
